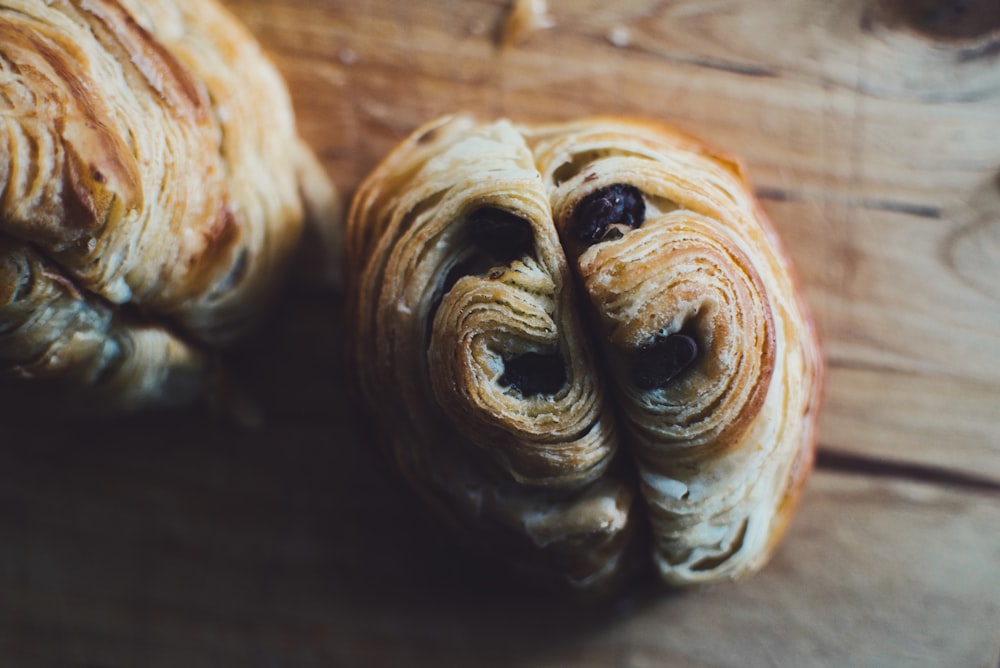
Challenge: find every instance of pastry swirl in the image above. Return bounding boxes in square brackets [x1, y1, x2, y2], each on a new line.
[347, 115, 822, 590]
[0, 0, 334, 412]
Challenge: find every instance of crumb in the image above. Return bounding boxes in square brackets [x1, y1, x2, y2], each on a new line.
[338, 48, 357, 65]
[501, 0, 554, 48]
[467, 17, 489, 36]
[606, 25, 631, 47]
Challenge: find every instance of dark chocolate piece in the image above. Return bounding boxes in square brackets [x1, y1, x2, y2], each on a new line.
[632, 334, 699, 390]
[572, 184, 645, 244]
[467, 207, 534, 263]
[500, 352, 567, 397]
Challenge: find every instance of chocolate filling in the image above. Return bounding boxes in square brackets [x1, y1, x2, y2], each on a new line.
[500, 352, 567, 397]
[467, 207, 534, 263]
[572, 184, 646, 244]
[632, 333, 699, 390]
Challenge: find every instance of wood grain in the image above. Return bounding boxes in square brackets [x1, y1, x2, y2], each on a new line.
[2, 0, 1000, 665]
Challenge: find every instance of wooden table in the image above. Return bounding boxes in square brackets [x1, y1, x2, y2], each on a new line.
[2, 0, 999, 665]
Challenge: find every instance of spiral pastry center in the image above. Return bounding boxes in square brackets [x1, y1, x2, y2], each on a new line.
[573, 211, 776, 456]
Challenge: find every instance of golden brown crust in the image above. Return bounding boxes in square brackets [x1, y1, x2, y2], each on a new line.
[0, 0, 336, 411]
[347, 114, 823, 591]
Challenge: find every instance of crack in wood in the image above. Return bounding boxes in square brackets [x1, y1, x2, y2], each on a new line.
[575, 32, 778, 77]
[675, 55, 777, 78]
[755, 186, 943, 219]
[816, 447, 1000, 495]
[857, 197, 942, 218]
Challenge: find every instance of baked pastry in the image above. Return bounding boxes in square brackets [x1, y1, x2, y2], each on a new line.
[346, 115, 823, 591]
[0, 0, 336, 413]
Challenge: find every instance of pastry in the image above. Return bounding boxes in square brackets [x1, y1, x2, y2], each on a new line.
[0, 0, 336, 413]
[346, 114, 823, 590]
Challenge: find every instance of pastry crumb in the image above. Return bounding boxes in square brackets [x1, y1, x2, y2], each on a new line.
[467, 17, 489, 36]
[338, 48, 357, 65]
[606, 25, 631, 47]
[501, 0, 554, 48]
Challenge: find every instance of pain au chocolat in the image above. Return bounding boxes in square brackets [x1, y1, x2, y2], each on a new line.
[0, 0, 335, 413]
[346, 115, 822, 591]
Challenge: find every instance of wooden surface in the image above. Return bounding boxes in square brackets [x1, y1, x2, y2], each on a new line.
[3, 0, 1000, 665]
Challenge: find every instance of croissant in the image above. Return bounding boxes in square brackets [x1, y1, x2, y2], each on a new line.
[0, 0, 335, 413]
[346, 115, 823, 591]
